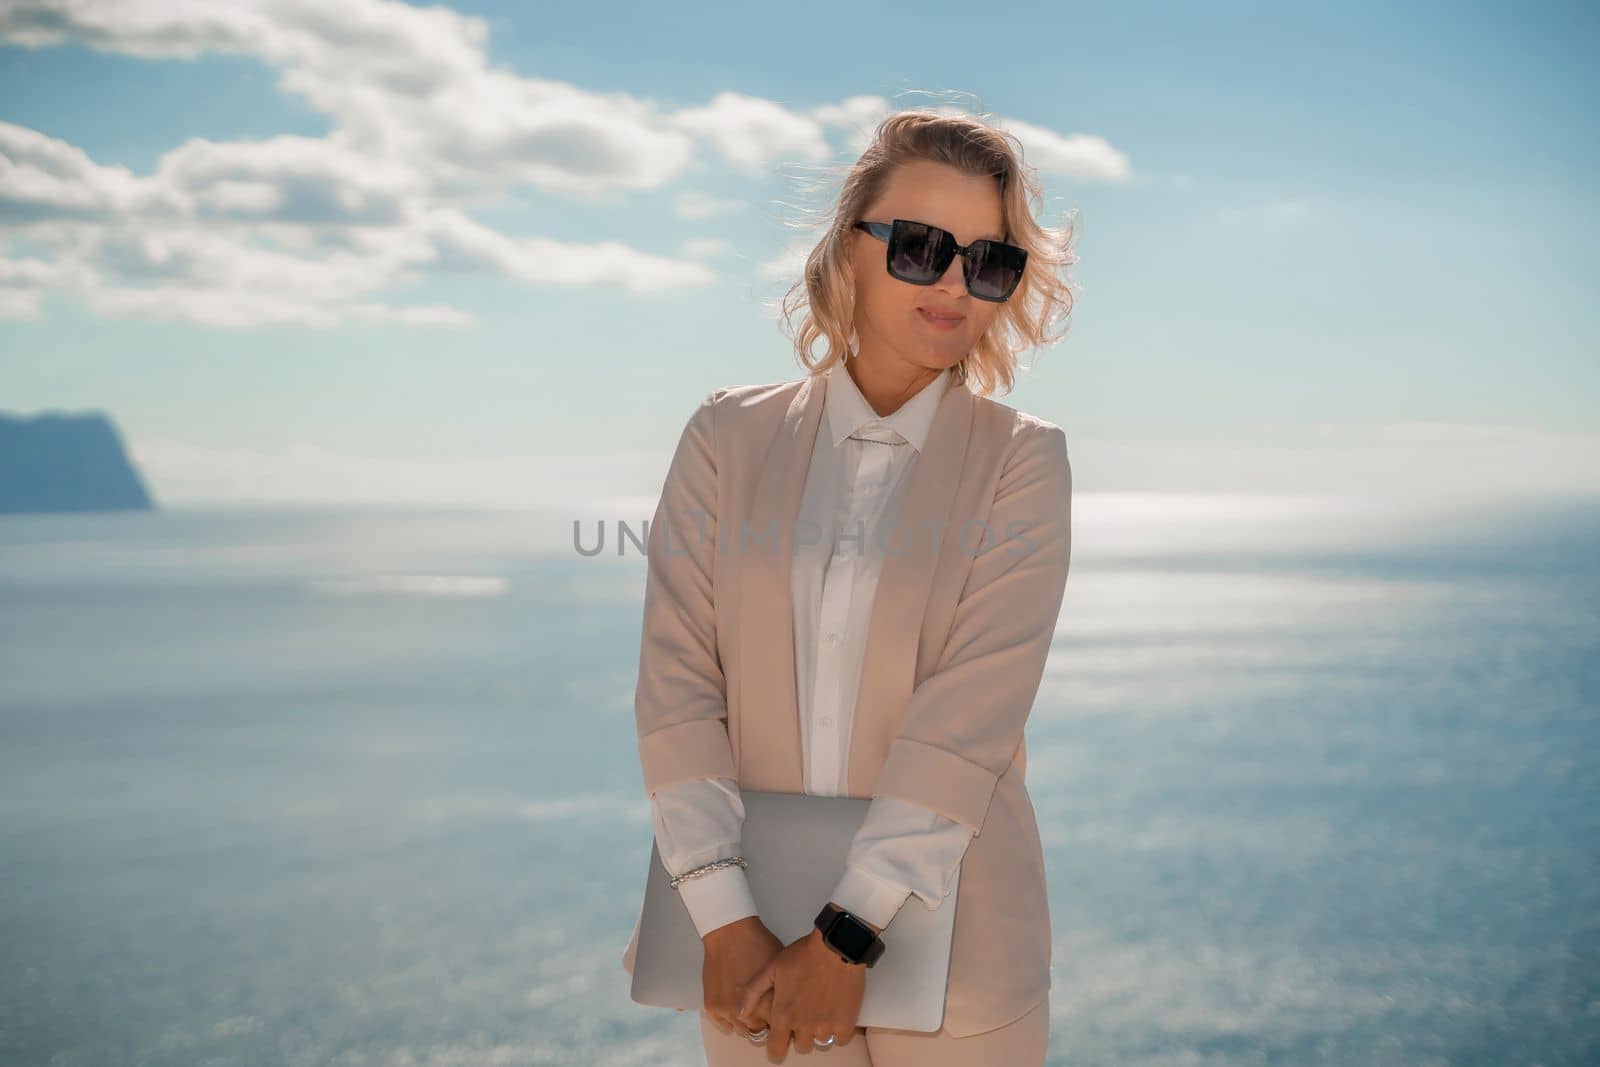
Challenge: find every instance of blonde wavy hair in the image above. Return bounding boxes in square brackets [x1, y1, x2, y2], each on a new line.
[777, 106, 1080, 398]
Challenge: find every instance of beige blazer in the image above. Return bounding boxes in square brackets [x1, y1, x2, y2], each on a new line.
[620, 369, 1073, 1038]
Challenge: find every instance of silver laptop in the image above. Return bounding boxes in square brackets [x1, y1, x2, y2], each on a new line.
[628, 788, 960, 1033]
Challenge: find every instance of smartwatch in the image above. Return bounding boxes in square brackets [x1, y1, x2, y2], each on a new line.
[814, 902, 887, 968]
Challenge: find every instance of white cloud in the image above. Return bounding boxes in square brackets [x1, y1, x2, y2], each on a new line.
[0, 0, 1130, 328]
[679, 237, 730, 259]
[0, 121, 161, 220]
[152, 134, 422, 225]
[808, 95, 894, 157]
[422, 208, 716, 290]
[757, 240, 811, 282]
[669, 91, 835, 176]
[673, 190, 746, 220]
[991, 116, 1134, 181]
[0, 0, 725, 325]
[808, 98, 1136, 182]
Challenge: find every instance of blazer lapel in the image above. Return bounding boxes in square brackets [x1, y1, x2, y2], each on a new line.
[735, 373, 826, 794]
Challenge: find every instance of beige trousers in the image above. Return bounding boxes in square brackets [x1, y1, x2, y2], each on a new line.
[697, 994, 1049, 1066]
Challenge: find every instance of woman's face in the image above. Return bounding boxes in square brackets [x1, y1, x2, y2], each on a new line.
[849, 159, 1009, 374]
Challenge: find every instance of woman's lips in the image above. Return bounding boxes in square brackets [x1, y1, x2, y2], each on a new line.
[918, 307, 965, 330]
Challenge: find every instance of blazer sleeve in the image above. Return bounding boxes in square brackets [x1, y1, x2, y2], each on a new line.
[868, 422, 1073, 834]
[634, 388, 740, 795]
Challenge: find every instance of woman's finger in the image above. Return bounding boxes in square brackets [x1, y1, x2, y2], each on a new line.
[738, 985, 774, 1032]
[736, 964, 774, 1021]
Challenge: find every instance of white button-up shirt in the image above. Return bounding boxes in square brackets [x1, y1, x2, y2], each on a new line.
[648, 361, 977, 936]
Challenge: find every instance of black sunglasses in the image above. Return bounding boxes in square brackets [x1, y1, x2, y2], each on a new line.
[851, 218, 1027, 302]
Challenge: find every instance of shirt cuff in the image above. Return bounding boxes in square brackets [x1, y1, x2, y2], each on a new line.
[678, 863, 761, 937]
[830, 863, 912, 932]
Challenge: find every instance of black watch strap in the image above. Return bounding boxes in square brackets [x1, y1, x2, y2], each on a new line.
[814, 903, 887, 968]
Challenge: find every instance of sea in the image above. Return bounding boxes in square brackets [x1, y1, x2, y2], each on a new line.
[0, 493, 1595, 1066]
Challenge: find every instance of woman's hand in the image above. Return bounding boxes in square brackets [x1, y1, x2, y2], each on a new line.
[735, 921, 872, 1058]
[702, 916, 783, 1037]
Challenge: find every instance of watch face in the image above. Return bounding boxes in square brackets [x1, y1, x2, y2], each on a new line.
[828, 913, 877, 958]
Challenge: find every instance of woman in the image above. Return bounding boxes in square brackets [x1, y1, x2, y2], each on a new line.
[621, 108, 1079, 1064]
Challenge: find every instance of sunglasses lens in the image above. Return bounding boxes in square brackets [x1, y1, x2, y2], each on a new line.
[887, 221, 947, 284]
[967, 241, 1027, 301]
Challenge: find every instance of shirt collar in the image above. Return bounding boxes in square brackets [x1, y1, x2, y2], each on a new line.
[825, 361, 951, 454]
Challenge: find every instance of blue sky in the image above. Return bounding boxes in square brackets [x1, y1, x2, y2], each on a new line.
[1, 0, 1594, 509]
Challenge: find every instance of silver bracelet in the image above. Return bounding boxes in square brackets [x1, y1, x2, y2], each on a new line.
[669, 855, 748, 890]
